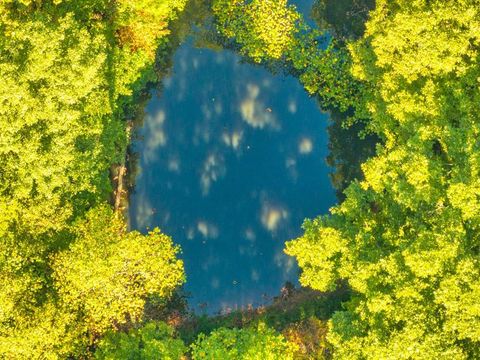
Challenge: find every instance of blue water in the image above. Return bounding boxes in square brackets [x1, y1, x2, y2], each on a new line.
[129, 1, 336, 313]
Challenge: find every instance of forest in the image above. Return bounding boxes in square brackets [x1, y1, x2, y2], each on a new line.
[1, 0, 479, 358]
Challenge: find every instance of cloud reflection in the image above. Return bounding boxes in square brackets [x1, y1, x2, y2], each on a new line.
[167, 155, 181, 173]
[298, 137, 313, 154]
[133, 192, 154, 230]
[245, 227, 256, 242]
[260, 201, 289, 233]
[143, 110, 167, 164]
[274, 249, 296, 277]
[240, 83, 279, 130]
[285, 157, 298, 182]
[197, 220, 219, 239]
[221, 130, 243, 151]
[288, 99, 297, 114]
[200, 152, 226, 195]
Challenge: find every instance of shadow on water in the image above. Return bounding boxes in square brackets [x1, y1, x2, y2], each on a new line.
[311, 0, 375, 41]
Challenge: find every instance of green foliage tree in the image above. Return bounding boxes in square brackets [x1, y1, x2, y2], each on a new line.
[95, 321, 187, 360]
[7, 0, 480, 358]
[211, 0, 368, 115]
[286, 0, 480, 358]
[212, 0, 300, 62]
[0, 0, 186, 239]
[0, 0, 187, 358]
[53, 206, 185, 336]
[1, 206, 185, 358]
[191, 323, 298, 360]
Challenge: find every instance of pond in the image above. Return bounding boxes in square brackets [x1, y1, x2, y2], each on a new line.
[129, 1, 337, 313]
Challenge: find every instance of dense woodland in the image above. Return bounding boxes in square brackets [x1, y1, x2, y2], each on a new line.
[1, 0, 479, 358]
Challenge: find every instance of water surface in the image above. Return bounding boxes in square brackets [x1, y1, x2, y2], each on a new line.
[129, 1, 336, 313]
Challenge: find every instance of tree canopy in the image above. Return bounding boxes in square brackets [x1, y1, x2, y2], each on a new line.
[286, 0, 480, 358]
[95, 321, 187, 360]
[0, 0, 186, 357]
[191, 324, 298, 360]
[3, 0, 480, 358]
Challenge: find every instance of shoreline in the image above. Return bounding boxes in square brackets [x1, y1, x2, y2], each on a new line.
[112, 120, 133, 218]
